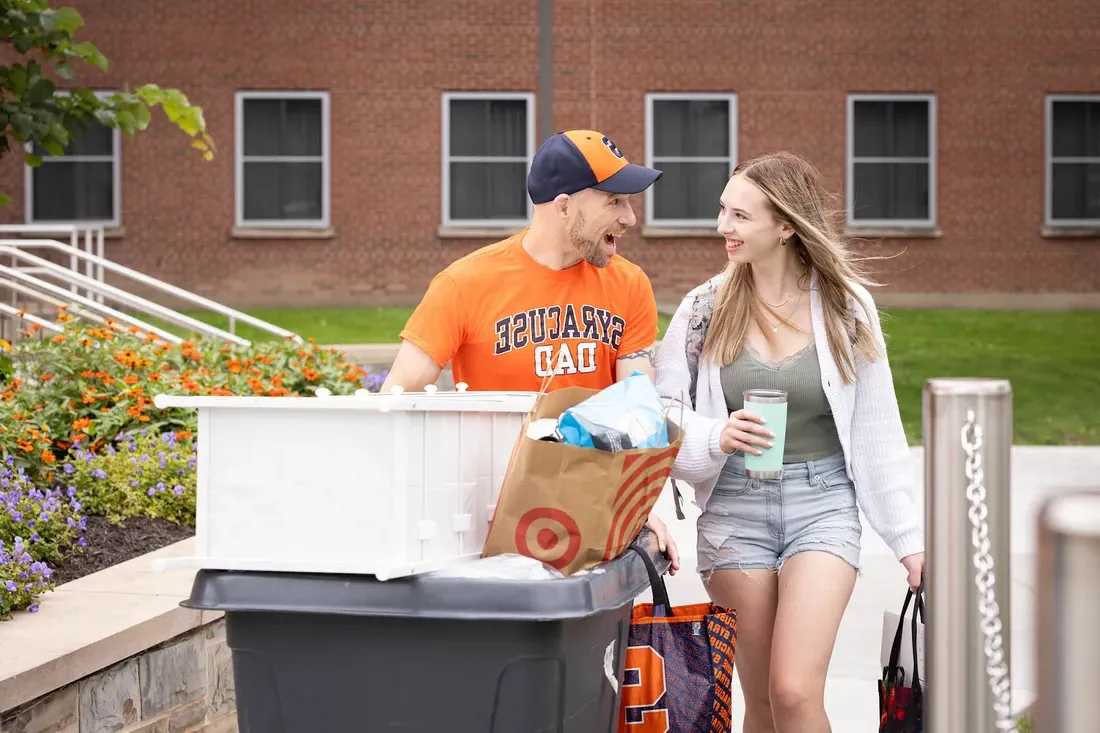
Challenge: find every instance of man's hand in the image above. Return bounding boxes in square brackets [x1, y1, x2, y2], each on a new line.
[379, 340, 444, 394]
[644, 512, 680, 576]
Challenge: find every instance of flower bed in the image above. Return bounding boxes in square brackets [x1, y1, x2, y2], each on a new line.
[0, 311, 386, 619]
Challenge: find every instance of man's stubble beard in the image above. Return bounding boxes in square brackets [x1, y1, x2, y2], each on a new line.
[568, 209, 609, 268]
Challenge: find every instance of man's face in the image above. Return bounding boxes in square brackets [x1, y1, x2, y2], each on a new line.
[565, 189, 638, 268]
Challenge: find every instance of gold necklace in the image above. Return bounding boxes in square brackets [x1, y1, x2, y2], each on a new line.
[758, 291, 807, 334]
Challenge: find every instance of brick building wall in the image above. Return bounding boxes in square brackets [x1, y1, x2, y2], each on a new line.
[0, 0, 1097, 308]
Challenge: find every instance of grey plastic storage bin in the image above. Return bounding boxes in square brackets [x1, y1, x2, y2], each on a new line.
[182, 532, 669, 733]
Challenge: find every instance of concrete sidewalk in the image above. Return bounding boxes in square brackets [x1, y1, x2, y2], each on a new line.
[638, 446, 1100, 732]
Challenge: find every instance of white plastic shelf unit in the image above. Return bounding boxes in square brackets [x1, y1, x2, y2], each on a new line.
[151, 389, 538, 580]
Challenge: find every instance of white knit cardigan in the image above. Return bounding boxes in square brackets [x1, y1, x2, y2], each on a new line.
[655, 270, 924, 562]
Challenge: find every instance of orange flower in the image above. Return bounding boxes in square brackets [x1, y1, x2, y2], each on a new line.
[17, 440, 32, 452]
[175, 430, 193, 440]
[123, 375, 139, 385]
[40, 450, 56, 463]
[51, 335, 65, 343]
[82, 370, 96, 378]
[39, 373, 54, 382]
[72, 417, 92, 431]
[82, 393, 97, 405]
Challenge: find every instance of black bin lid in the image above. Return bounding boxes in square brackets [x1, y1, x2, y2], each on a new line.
[182, 531, 670, 621]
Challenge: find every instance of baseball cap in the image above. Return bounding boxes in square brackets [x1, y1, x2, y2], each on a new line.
[526, 129, 663, 204]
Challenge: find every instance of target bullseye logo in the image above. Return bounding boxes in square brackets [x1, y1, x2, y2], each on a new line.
[515, 507, 582, 570]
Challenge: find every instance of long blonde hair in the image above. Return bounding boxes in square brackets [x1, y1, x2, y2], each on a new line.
[701, 151, 882, 385]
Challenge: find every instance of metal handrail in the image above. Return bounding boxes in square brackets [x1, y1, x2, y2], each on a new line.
[0, 224, 96, 299]
[0, 238, 302, 342]
[0, 246, 249, 346]
[0, 264, 183, 344]
[0, 277, 166, 343]
[0, 302, 63, 333]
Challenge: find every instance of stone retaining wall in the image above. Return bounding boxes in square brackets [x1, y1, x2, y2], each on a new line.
[1, 619, 235, 733]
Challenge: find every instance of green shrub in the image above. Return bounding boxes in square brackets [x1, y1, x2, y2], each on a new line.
[0, 536, 54, 619]
[66, 430, 197, 526]
[0, 460, 86, 566]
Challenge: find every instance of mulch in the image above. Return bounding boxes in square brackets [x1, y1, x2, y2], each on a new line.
[50, 516, 196, 585]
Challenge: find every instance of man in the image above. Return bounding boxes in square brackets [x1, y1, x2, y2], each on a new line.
[382, 129, 679, 572]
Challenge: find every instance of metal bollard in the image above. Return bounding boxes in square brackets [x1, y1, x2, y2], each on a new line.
[923, 378, 1014, 733]
[1034, 490, 1100, 733]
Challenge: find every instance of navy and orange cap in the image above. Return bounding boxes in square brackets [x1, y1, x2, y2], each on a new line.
[526, 130, 663, 204]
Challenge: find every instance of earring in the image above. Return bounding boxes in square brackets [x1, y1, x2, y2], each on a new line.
[779, 236, 787, 246]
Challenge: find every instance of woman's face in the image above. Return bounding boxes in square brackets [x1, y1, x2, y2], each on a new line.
[716, 174, 791, 264]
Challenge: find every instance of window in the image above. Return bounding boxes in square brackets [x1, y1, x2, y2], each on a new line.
[235, 91, 330, 229]
[645, 93, 737, 227]
[1046, 95, 1100, 227]
[442, 92, 535, 227]
[25, 100, 120, 227]
[846, 94, 936, 228]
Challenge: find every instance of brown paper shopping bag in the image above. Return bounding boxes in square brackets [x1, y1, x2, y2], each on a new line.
[482, 385, 683, 576]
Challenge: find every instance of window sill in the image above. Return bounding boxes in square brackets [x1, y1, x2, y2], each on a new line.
[438, 225, 525, 240]
[231, 226, 335, 240]
[844, 227, 942, 239]
[1041, 226, 1100, 239]
[641, 227, 722, 239]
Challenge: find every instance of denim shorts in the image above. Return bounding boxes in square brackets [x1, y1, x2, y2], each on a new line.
[696, 451, 862, 574]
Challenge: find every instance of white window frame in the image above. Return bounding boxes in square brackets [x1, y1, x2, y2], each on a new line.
[846, 93, 937, 229]
[234, 90, 331, 229]
[1045, 93, 1100, 228]
[441, 91, 535, 228]
[644, 92, 738, 228]
[24, 89, 121, 228]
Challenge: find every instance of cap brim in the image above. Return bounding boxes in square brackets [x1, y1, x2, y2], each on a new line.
[592, 163, 663, 195]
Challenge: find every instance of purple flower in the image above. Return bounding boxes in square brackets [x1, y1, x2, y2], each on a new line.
[62, 463, 76, 474]
[28, 604, 39, 613]
[92, 468, 107, 479]
[4, 580, 15, 592]
[146, 488, 155, 496]
[172, 485, 185, 496]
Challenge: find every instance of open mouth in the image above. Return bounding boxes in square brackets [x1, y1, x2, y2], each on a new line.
[725, 238, 743, 253]
[604, 233, 618, 249]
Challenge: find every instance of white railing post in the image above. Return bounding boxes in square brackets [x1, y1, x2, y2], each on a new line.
[1035, 490, 1100, 733]
[923, 378, 1015, 732]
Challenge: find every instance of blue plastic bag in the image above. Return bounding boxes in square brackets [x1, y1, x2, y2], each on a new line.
[557, 371, 669, 452]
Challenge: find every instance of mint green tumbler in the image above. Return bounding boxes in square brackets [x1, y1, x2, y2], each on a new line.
[742, 389, 788, 479]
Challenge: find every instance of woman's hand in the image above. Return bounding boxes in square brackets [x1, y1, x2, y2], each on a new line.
[901, 552, 924, 591]
[719, 409, 775, 455]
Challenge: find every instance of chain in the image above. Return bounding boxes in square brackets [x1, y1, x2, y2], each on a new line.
[961, 409, 1017, 731]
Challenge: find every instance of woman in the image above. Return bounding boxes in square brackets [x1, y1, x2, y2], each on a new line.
[655, 151, 924, 733]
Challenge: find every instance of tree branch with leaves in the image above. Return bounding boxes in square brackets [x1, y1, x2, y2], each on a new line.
[0, 0, 214, 205]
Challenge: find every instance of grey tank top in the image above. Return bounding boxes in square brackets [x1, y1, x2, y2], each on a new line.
[719, 341, 843, 462]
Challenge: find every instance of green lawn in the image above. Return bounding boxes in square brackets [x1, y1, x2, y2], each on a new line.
[162, 307, 1099, 446]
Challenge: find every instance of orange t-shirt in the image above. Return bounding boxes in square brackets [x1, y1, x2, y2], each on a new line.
[399, 232, 659, 392]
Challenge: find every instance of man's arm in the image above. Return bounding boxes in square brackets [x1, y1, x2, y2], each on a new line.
[379, 271, 463, 393]
[379, 340, 444, 393]
[615, 342, 656, 382]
